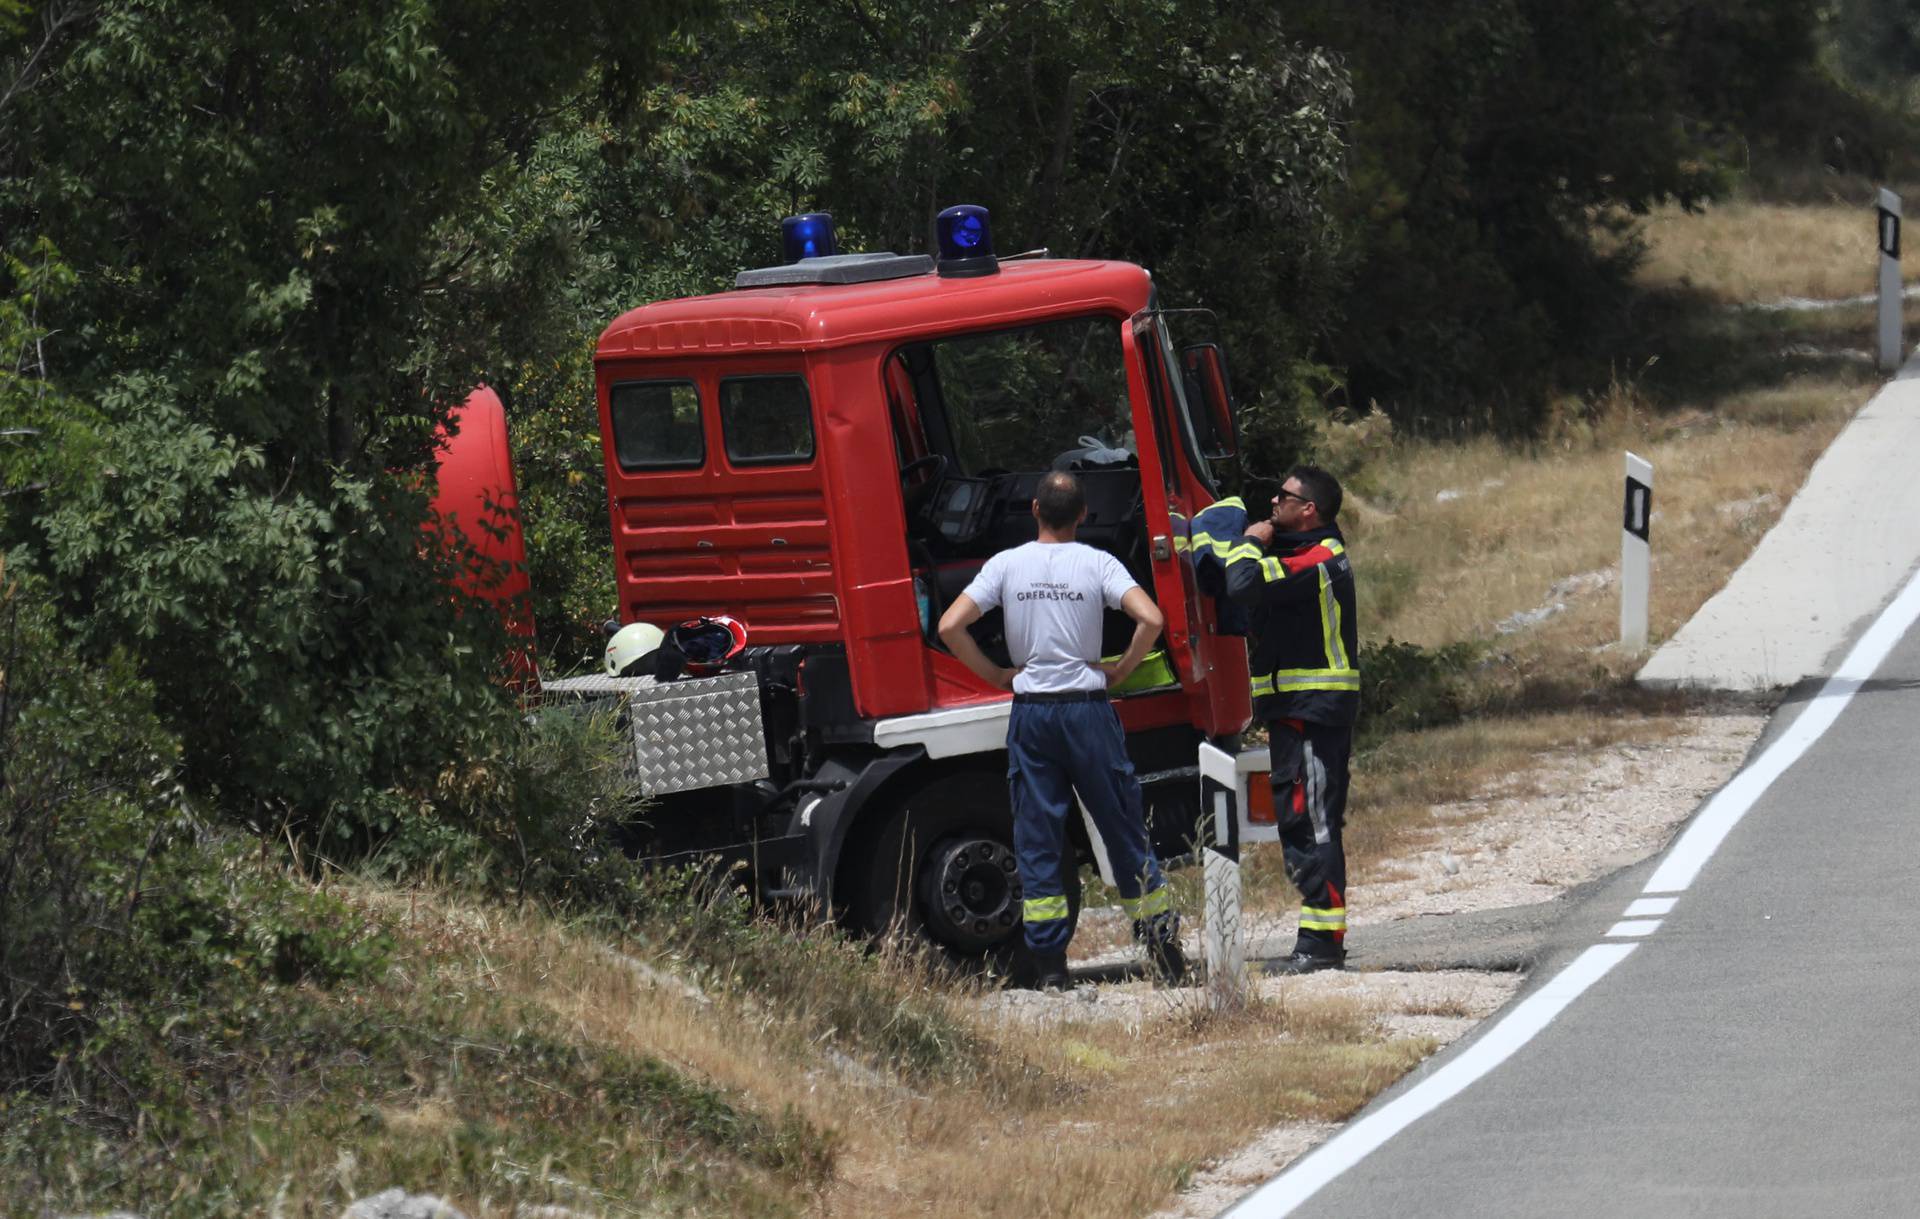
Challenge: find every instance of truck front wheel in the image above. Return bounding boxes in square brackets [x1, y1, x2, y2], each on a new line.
[850, 771, 1079, 960]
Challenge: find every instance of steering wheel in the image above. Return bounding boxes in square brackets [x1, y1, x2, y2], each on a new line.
[900, 453, 948, 514]
[900, 453, 946, 482]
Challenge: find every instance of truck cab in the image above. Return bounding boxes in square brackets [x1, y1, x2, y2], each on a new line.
[570, 210, 1252, 957]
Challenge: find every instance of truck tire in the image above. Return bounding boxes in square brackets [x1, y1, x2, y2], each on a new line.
[850, 769, 1079, 960]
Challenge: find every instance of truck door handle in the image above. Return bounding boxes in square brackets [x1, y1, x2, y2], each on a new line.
[1152, 535, 1171, 561]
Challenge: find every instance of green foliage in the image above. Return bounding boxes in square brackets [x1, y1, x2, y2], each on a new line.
[0, 559, 796, 1212]
[1828, 0, 1920, 103]
[0, 559, 387, 1098]
[416, 698, 649, 899]
[0, 0, 698, 833]
[1290, 0, 1825, 428]
[1358, 637, 1481, 744]
[496, 1, 1354, 648]
[1, 922, 832, 1217]
[503, 342, 620, 670]
[18, 393, 519, 836]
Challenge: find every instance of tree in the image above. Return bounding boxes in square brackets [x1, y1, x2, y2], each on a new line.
[498, 1, 1353, 665]
[1291, 0, 1823, 426]
[0, 0, 698, 831]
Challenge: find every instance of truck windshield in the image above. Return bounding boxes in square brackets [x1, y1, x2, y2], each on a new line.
[919, 317, 1131, 475]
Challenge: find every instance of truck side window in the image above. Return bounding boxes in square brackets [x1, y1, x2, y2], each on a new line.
[720, 376, 814, 465]
[609, 380, 703, 471]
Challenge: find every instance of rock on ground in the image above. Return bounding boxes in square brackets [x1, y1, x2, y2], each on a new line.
[341, 1189, 471, 1219]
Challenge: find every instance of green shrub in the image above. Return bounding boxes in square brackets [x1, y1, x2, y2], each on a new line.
[421, 697, 648, 900]
[0, 559, 388, 1104]
[1, 930, 833, 1218]
[1358, 637, 1482, 745]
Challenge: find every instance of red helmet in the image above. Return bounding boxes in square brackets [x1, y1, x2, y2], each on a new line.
[669, 615, 747, 675]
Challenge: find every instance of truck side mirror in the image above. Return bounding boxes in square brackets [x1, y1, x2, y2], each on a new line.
[1180, 343, 1238, 462]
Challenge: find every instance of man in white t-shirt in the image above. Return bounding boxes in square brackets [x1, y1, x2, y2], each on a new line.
[937, 471, 1185, 989]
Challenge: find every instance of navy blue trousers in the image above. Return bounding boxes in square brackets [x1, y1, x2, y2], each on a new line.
[1005, 698, 1173, 952]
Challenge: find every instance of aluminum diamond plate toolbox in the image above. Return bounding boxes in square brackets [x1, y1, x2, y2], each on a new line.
[541, 671, 768, 795]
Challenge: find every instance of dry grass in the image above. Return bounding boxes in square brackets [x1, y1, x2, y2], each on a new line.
[1627, 198, 1920, 304]
[1257, 364, 1870, 910]
[340, 887, 1438, 1219]
[1343, 378, 1865, 658]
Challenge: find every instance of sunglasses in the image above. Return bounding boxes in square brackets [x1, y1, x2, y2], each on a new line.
[1275, 488, 1313, 505]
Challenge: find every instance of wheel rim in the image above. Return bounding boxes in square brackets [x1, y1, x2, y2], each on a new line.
[916, 833, 1021, 952]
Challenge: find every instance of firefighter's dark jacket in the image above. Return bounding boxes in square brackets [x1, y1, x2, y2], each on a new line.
[1189, 498, 1358, 726]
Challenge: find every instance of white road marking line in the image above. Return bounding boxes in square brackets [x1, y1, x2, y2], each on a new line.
[1221, 563, 1920, 1216]
[1605, 919, 1662, 938]
[1644, 563, 1920, 895]
[1624, 897, 1676, 917]
[1220, 944, 1638, 1219]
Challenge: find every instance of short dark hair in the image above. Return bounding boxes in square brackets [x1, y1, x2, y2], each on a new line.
[1034, 471, 1086, 530]
[1288, 463, 1342, 522]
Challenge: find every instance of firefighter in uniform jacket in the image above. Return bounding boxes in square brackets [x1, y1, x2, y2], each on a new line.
[1221, 464, 1359, 973]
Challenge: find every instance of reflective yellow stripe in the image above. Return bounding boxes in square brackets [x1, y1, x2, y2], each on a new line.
[1023, 895, 1070, 923]
[1318, 567, 1350, 671]
[1188, 531, 1279, 572]
[1300, 905, 1346, 931]
[1213, 497, 1245, 512]
[1251, 669, 1360, 697]
[1120, 886, 1172, 919]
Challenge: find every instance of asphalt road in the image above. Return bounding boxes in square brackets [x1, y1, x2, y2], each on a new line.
[1228, 569, 1920, 1217]
[1639, 353, 1920, 691]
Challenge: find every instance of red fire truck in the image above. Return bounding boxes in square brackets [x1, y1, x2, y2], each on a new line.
[539, 206, 1256, 958]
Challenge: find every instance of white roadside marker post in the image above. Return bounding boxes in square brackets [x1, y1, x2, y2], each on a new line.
[1198, 742, 1266, 1012]
[1879, 187, 1903, 373]
[1621, 452, 1652, 652]
[1201, 835, 1244, 1010]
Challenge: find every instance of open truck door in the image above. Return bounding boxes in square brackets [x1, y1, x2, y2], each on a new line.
[432, 386, 536, 684]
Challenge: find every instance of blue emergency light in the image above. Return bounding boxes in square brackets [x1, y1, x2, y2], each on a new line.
[781, 212, 839, 262]
[935, 204, 999, 277]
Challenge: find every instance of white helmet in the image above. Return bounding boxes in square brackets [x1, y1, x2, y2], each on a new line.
[604, 621, 665, 677]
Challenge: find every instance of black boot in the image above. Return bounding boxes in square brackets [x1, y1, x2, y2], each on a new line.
[1144, 936, 1190, 988]
[1268, 946, 1345, 976]
[1016, 946, 1074, 991]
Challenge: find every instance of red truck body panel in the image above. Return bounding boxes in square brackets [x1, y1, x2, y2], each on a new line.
[594, 259, 1251, 736]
